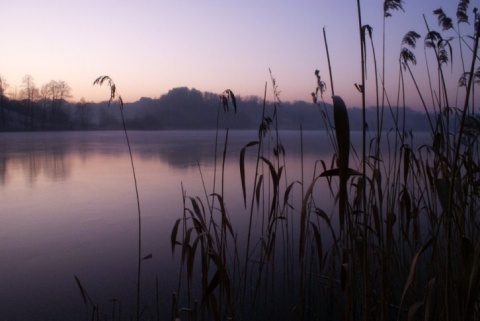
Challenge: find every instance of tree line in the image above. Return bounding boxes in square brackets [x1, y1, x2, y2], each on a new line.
[0, 74, 78, 130]
[0, 75, 431, 132]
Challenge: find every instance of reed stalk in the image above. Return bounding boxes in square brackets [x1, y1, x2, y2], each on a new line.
[93, 76, 147, 321]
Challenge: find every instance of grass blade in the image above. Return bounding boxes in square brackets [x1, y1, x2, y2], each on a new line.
[240, 141, 259, 207]
[398, 238, 433, 318]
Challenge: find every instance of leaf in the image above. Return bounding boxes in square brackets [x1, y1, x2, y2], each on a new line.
[260, 157, 281, 219]
[435, 178, 450, 212]
[424, 278, 436, 321]
[341, 263, 348, 291]
[320, 167, 361, 177]
[208, 251, 231, 304]
[324, 95, 354, 233]
[320, 168, 340, 177]
[181, 227, 194, 264]
[299, 175, 321, 261]
[171, 218, 182, 255]
[332, 95, 350, 172]
[461, 236, 474, 268]
[283, 181, 299, 210]
[203, 271, 220, 304]
[404, 145, 411, 183]
[74, 275, 93, 307]
[255, 174, 264, 210]
[399, 238, 433, 311]
[260, 157, 278, 186]
[265, 230, 276, 260]
[187, 236, 200, 280]
[211, 193, 234, 237]
[464, 237, 480, 317]
[355, 83, 363, 93]
[309, 222, 323, 268]
[189, 197, 206, 229]
[208, 293, 220, 321]
[352, 176, 363, 210]
[239, 141, 259, 207]
[142, 254, 153, 260]
[314, 207, 337, 246]
[373, 168, 383, 200]
[400, 187, 412, 235]
[372, 203, 381, 239]
[407, 302, 424, 321]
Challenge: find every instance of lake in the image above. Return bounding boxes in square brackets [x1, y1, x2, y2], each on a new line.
[1, 130, 348, 320]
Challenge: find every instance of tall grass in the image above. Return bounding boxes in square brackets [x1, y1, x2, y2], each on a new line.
[71, 2, 480, 321]
[171, 2, 480, 321]
[75, 76, 153, 321]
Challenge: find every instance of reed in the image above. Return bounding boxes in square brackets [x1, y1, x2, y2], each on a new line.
[72, 2, 479, 320]
[74, 76, 153, 321]
[172, 1, 480, 321]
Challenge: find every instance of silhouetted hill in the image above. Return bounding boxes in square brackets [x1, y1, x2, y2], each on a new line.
[0, 87, 432, 132]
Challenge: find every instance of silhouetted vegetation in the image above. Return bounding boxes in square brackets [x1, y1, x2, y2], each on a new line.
[0, 84, 432, 132]
[5, 1, 479, 320]
[170, 2, 480, 321]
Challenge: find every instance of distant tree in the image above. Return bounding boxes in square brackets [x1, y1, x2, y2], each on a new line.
[20, 75, 39, 128]
[98, 104, 119, 129]
[157, 87, 216, 128]
[54, 80, 72, 127]
[0, 75, 8, 125]
[39, 83, 51, 127]
[42, 80, 72, 128]
[75, 98, 92, 129]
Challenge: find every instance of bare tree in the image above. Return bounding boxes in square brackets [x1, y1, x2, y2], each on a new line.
[40, 83, 52, 127]
[57, 80, 72, 101]
[75, 97, 91, 129]
[54, 80, 72, 127]
[0, 75, 8, 125]
[0, 75, 7, 96]
[20, 75, 39, 128]
[42, 80, 72, 128]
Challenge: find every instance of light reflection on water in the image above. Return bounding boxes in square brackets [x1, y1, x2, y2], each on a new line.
[0, 130, 428, 320]
[0, 130, 338, 320]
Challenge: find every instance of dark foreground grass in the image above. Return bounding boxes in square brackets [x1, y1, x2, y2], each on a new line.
[172, 2, 480, 321]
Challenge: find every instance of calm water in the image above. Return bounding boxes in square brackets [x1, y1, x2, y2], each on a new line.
[0, 130, 343, 320]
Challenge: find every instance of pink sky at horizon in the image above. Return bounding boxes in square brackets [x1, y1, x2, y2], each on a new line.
[1, 0, 477, 111]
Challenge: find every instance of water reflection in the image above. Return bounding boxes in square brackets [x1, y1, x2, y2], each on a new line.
[0, 132, 73, 185]
[0, 130, 434, 320]
[0, 130, 338, 320]
[0, 157, 6, 185]
[0, 131, 335, 185]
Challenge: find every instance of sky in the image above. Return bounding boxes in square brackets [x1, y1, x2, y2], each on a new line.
[1, 0, 477, 110]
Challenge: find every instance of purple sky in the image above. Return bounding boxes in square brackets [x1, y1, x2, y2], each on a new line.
[1, 0, 476, 110]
